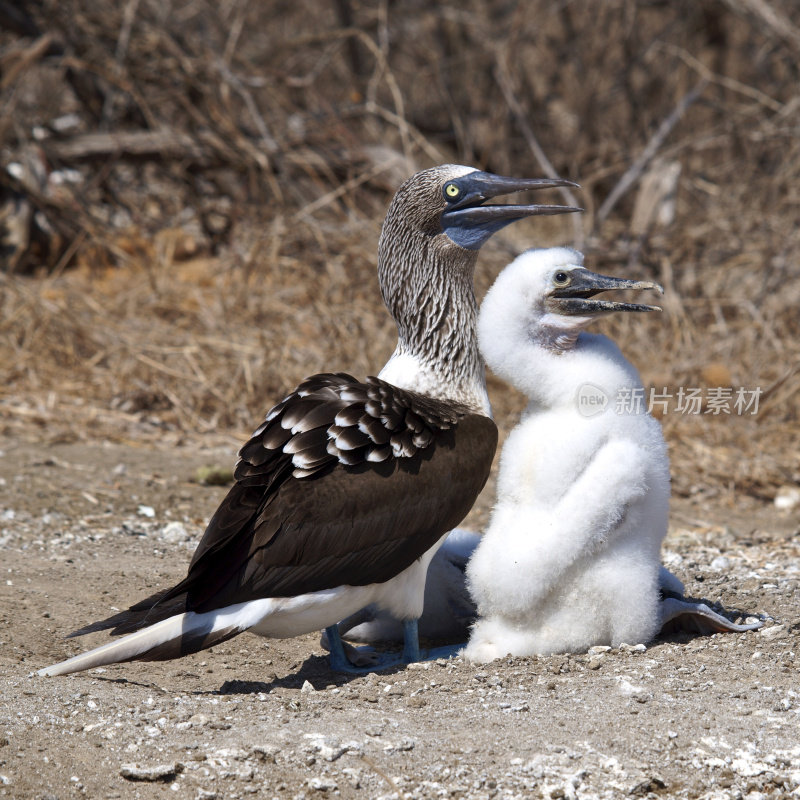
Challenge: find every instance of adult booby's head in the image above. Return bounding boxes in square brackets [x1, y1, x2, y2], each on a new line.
[378, 167, 580, 411]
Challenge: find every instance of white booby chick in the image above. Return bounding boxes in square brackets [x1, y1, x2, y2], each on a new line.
[38, 167, 580, 678]
[464, 246, 760, 663]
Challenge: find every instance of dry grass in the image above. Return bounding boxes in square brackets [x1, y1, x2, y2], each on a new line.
[1, 0, 799, 503]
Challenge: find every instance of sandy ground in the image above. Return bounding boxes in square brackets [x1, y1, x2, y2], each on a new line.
[1, 433, 799, 800]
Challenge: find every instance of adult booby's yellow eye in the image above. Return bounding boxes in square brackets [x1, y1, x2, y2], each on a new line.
[553, 271, 571, 287]
[444, 183, 460, 199]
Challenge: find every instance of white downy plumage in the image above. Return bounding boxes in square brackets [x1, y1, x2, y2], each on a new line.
[465, 246, 674, 661]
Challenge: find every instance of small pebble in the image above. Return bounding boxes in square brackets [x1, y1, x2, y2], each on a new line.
[759, 624, 786, 640]
[120, 763, 183, 782]
[194, 465, 234, 486]
[774, 486, 800, 510]
[308, 776, 338, 791]
[618, 643, 646, 653]
[160, 521, 190, 543]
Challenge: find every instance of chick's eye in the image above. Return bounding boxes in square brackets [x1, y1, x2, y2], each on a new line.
[444, 183, 460, 199]
[553, 271, 570, 287]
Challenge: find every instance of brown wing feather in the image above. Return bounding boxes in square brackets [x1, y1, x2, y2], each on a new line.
[187, 413, 496, 612]
[66, 590, 185, 637]
[78, 373, 497, 635]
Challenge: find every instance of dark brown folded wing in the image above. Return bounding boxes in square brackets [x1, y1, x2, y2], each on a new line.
[74, 373, 497, 635]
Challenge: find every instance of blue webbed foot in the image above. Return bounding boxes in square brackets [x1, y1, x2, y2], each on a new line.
[324, 625, 380, 671]
[324, 624, 352, 673]
[324, 618, 464, 673]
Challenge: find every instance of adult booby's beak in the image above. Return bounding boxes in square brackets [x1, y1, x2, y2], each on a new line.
[442, 171, 582, 250]
[549, 268, 663, 315]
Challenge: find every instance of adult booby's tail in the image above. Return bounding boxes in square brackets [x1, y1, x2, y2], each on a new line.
[39, 608, 246, 676]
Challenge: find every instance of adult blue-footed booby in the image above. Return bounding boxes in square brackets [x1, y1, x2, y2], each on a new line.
[463, 247, 761, 662]
[38, 166, 580, 677]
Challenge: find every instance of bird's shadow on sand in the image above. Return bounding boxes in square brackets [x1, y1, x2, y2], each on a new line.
[213, 652, 413, 696]
[80, 653, 408, 696]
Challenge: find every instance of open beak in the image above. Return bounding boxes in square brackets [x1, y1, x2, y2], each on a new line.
[549, 268, 663, 315]
[442, 171, 582, 250]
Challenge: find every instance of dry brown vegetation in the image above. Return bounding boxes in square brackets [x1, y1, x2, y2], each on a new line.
[1, 0, 798, 506]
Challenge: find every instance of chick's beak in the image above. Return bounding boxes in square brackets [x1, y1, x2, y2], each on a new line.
[549, 268, 663, 315]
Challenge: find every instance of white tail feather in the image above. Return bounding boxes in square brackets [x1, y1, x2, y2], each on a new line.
[38, 611, 213, 677]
